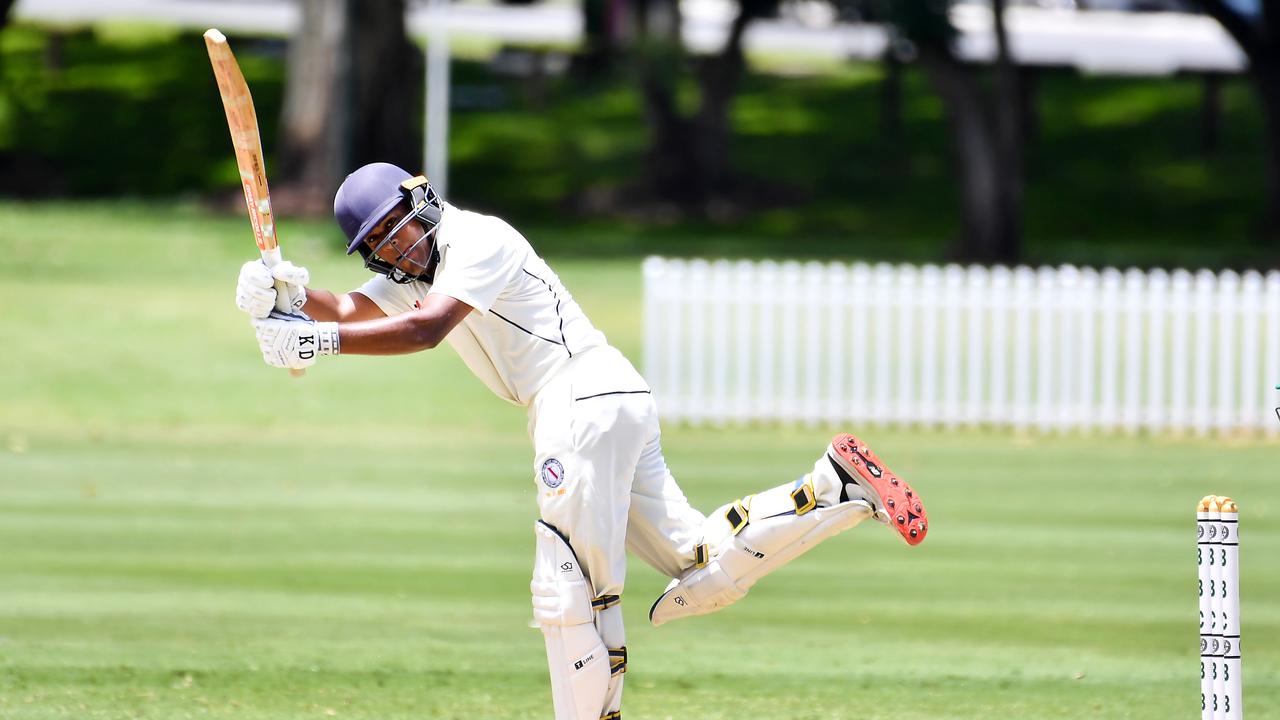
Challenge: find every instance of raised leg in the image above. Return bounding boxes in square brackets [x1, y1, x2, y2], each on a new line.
[648, 433, 929, 627]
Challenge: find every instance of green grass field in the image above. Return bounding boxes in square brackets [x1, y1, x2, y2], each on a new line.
[1, 201, 1278, 719]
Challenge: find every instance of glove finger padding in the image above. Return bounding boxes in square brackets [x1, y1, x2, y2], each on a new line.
[270, 261, 309, 313]
[236, 283, 276, 319]
[239, 260, 274, 288]
[236, 260, 278, 318]
[270, 261, 310, 287]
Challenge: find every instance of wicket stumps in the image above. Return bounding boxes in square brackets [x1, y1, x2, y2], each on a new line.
[1198, 495, 1241, 719]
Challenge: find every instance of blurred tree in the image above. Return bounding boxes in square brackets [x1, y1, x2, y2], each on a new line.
[880, 47, 905, 149]
[0, 0, 18, 179]
[884, 0, 1024, 263]
[631, 0, 778, 213]
[0, 0, 14, 73]
[276, 0, 422, 214]
[578, 0, 629, 71]
[1193, 0, 1280, 236]
[277, 0, 347, 213]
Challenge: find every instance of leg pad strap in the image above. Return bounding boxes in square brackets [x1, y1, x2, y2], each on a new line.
[648, 481, 874, 627]
[609, 647, 627, 675]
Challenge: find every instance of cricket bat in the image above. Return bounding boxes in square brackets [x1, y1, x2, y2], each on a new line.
[204, 28, 304, 378]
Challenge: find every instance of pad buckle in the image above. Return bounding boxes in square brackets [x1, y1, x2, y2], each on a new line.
[608, 646, 628, 675]
[592, 594, 621, 612]
[791, 481, 817, 516]
[725, 501, 749, 535]
[692, 543, 709, 568]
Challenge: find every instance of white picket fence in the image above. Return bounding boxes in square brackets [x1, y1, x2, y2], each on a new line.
[641, 257, 1280, 436]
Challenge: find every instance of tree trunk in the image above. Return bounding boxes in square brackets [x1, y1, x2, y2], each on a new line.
[636, 0, 758, 211]
[919, 47, 1003, 261]
[277, 0, 351, 214]
[0, 0, 18, 81]
[905, 0, 1023, 264]
[1192, 0, 1279, 237]
[691, 2, 754, 204]
[635, 0, 695, 207]
[1200, 73, 1222, 155]
[1018, 65, 1039, 145]
[277, 0, 419, 215]
[880, 46, 904, 150]
[1252, 61, 1280, 236]
[349, 0, 421, 171]
[578, 0, 629, 72]
[990, 0, 1021, 263]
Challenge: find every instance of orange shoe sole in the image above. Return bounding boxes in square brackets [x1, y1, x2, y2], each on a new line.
[827, 433, 928, 546]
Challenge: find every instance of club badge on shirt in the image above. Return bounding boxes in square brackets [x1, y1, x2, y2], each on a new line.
[540, 458, 565, 489]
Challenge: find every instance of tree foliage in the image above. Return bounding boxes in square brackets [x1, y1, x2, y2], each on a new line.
[1192, 0, 1280, 236]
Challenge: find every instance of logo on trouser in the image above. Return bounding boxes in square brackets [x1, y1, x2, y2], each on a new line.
[541, 458, 565, 488]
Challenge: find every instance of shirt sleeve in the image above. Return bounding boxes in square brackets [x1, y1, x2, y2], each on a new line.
[427, 217, 527, 314]
[353, 274, 417, 316]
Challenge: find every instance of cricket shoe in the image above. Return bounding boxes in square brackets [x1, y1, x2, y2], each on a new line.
[826, 433, 928, 545]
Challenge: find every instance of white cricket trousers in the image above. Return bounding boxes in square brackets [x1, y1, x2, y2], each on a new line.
[528, 345, 707, 598]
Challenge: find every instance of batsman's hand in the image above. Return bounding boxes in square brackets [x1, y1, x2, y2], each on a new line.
[253, 310, 340, 370]
[235, 259, 309, 318]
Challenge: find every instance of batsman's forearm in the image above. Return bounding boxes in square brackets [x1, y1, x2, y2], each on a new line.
[337, 311, 450, 355]
[301, 289, 343, 321]
[302, 288, 388, 323]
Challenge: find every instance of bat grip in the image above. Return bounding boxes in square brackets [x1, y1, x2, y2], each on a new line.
[260, 246, 306, 379]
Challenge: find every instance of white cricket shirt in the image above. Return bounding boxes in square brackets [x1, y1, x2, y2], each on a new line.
[355, 203, 609, 406]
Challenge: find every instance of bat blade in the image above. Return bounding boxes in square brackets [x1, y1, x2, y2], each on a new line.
[204, 28, 278, 255]
[205, 28, 304, 377]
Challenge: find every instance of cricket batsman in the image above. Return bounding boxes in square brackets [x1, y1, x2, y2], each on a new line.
[234, 162, 929, 720]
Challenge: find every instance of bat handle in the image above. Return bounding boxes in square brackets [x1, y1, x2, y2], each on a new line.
[261, 246, 306, 379]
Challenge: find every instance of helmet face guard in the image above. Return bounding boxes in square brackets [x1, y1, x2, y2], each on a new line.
[355, 175, 443, 284]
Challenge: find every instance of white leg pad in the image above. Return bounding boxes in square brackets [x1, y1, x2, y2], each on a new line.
[532, 521, 625, 720]
[648, 477, 875, 627]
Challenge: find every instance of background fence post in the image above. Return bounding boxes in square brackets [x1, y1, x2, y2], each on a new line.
[1078, 267, 1100, 431]
[1193, 269, 1216, 436]
[1267, 271, 1280, 437]
[642, 257, 1278, 435]
[1170, 269, 1192, 433]
[897, 264, 919, 427]
[1216, 270, 1241, 433]
[1240, 270, 1262, 431]
[966, 265, 988, 427]
[1035, 266, 1057, 433]
[1146, 268, 1169, 432]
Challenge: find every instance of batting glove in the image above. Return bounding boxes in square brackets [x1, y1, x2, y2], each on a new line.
[253, 310, 340, 370]
[235, 259, 309, 318]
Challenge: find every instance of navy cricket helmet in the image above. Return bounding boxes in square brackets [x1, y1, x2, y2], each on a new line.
[334, 162, 443, 284]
